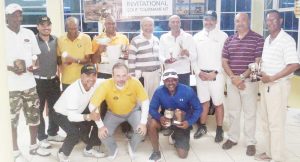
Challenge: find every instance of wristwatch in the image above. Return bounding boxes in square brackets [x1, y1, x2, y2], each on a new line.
[240, 73, 245, 80]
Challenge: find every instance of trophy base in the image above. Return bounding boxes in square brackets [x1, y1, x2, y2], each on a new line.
[173, 120, 182, 125]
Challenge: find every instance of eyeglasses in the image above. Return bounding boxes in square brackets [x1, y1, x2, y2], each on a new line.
[163, 72, 177, 77]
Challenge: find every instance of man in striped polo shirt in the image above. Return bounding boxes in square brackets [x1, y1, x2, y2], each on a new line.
[222, 13, 264, 156]
[255, 10, 300, 162]
[128, 17, 161, 100]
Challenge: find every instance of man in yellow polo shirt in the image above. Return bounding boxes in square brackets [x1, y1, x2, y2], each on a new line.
[91, 15, 129, 79]
[89, 62, 149, 160]
[58, 16, 93, 90]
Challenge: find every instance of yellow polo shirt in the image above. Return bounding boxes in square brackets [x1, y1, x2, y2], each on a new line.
[58, 33, 93, 84]
[92, 32, 129, 54]
[90, 77, 148, 115]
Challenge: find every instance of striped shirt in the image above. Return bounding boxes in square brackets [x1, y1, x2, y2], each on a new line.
[222, 30, 264, 75]
[261, 29, 299, 79]
[128, 34, 161, 74]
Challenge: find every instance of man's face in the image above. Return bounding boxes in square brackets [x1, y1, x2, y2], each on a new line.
[169, 16, 181, 31]
[141, 20, 154, 35]
[104, 18, 116, 34]
[163, 78, 178, 93]
[67, 22, 78, 36]
[113, 67, 129, 87]
[81, 73, 97, 90]
[37, 22, 52, 36]
[203, 17, 217, 31]
[234, 14, 249, 33]
[6, 10, 23, 28]
[266, 12, 282, 34]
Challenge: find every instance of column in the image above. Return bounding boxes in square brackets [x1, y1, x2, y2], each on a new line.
[251, 0, 264, 35]
[46, 0, 65, 36]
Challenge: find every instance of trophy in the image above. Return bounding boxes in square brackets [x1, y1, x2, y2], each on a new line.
[178, 40, 186, 59]
[173, 109, 186, 125]
[96, 37, 111, 64]
[32, 55, 39, 70]
[164, 109, 174, 127]
[119, 44, 128, 59]
[248, 62, 261, 82]
[14, 59, 26, 73]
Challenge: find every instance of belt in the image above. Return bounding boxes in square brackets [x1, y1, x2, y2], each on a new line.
[34, 75, 56, 80]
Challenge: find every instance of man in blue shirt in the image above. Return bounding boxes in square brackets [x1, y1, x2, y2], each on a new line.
[148, 69, 202, 161]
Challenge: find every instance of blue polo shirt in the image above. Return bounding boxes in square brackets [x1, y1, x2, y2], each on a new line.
[149, 83, 202, 126]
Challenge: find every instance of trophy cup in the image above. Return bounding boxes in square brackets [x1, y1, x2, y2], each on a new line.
[32, 55, 39, 70]
[96, 37, 111, 64]
[173, 109, 186, 125]
[248, 62, 261, 82]
[178, 40, 186, 59]
[119, 44, 128, 59]
[14, 59, 26, 73]
[164, 109, 174, 127]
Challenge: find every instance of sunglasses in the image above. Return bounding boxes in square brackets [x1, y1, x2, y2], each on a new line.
[163, 72, 177, 77]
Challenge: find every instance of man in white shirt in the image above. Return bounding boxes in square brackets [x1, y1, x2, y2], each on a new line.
[54, 64, 105, 162]
[5, 3, 50, 160]
[192, 11, 228, 143]
[255, 10, 300, 162]
[159, 15, 196, 86]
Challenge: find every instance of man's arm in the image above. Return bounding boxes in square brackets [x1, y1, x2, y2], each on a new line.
[261, 63, 300, 83]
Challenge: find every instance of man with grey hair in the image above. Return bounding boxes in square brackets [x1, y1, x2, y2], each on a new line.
[128, 17, 161, 100]
[159, 15, 196, 86]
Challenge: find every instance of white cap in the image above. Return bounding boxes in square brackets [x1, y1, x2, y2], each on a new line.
[5, 3, 22, 14]
[162, 69, 178, 81]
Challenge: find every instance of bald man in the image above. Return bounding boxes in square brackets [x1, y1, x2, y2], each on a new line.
[222, 13, 264, 156]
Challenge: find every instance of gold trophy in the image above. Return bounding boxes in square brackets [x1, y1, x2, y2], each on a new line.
[164, 109, 174, 127]
[248, 62, 261, 82]
[173, 109, 186, 125]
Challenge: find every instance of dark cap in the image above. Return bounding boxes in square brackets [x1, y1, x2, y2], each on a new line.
[81, 64, 97, 74]
[37, 16, 52, 25]
[204, 10, 217, 20]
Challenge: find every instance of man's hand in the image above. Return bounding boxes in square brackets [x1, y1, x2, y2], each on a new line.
[176, 121, 189, 129]
[198, 71, 209, 81]
[64, 55, 76, 65]
[206, 71, 217, 81]
[122, 50, 129, 59]
[89, 111, 100, 121]
[99, 44, 107, 53]
[180, 49, 189, 57]
[237, 82, 246, 90]
[160, 116, 169, 128]
[136, 124, 147, 136]
[260, 72, 274, 83]
[231, 76, 243, 87]
[165, 58, 177, 64]
[98, 126, 109, 139]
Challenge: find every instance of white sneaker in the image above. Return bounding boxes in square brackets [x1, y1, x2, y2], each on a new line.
[106, 148, 118, 161]
[48, 135, 65, 142]
[57, 151, 70, 162]
[29, 144, 51, 156]
[40, 139, 51, 149]
[83, 148, 105, 158]
[127, 142, 135, 159]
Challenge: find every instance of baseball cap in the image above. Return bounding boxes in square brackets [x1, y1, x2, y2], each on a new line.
[204, 10, 217, 20]
[162, 69, 178, 81]
[5, 3, 22, 14]
[37, 16, 52, 25]
[81, 64, 97, 74]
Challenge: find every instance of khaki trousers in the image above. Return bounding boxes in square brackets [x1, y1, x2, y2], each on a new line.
[142, 69, 161, 100]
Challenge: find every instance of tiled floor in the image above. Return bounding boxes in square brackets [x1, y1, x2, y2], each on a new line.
[15, 105, 300, 162]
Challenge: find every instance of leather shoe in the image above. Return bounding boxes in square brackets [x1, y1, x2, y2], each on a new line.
[246, 145, 256, 156]
[222, 140, 237, 150]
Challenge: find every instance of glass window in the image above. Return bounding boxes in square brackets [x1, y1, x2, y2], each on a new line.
[117, 21, 140, 33]
[264, 0, 273, 10]
[221, 0, 235, 12]
[192, 20, 202, 30]
[208, 0, 216, 11]
[286, 32, 298, 43]
[224, 30, 235, 36]
[155, 21, 169, 31]
[181, 20, 191, 31]
[64, 0, 81, 14]
[220, 13, 235, 30]
[236, 0, 251, 12]
[279, 0, 294, 8]
[282, 11, 299, 30]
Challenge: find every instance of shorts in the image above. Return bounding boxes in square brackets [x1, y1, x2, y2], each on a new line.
[9, 87, 40, 128]
[196, 73, 225, 105]
[172, 126, 191, 151]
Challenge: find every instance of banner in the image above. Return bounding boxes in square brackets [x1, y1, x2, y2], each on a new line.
[122, 0, 173, 17]
[295, 0, 300, 18]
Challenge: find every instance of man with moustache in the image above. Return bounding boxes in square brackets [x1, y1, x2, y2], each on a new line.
[34, 16, 64, 149]
[222, 13, 264, 156]
[192, 11, 228, 143]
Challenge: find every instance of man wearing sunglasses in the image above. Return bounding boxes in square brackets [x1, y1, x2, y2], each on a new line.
[147, 69, 202, 161]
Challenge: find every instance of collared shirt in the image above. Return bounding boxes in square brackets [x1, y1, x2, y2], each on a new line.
[92, 32, 129, 74]
[261, 29, 299, 79]
[193, 28, 228, 75]
[57, 32, 93, 84]
[34, 34, 58, 78]
[222, 30, 264, 75]
[54, 79, 103, 122]
[90, 77, 148, 115]
[128, 34, 161, 74]
[149, 84, 202, 126]
[159, 29, 197, 74]
[5, 26, 41, 91]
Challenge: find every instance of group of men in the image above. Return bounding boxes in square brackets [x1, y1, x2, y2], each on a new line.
[4, 2, 300, 162]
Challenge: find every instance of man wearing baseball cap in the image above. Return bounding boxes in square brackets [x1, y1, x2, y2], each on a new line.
[54, 64, 105, 162]
[5, 3, 51, 160]
[148, 69, 202, 161]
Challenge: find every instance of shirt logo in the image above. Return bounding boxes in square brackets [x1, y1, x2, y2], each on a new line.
[113, 96, 119, 100]
[179, 98, 184, 102]
[77, 44, 82, 48]
[24, 39, 30, 42]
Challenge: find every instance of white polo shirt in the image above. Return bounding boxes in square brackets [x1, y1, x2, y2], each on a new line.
[193, 28, 228, 75]
[54, 79, 103, 122]
[261, 29, 299, 79]
[159, 29, 196, 74]
[5, 26, 41, 91]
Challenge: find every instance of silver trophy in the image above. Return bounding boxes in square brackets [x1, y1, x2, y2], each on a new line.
[248, 62, 261, 82]
[173, 109, 186, 125]
[164, 109, 174, 127]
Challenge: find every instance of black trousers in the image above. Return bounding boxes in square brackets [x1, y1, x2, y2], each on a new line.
[35, 77, 61, 141]
[54, 110, 101, 156]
